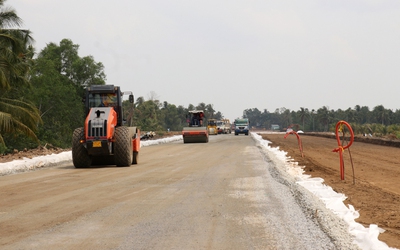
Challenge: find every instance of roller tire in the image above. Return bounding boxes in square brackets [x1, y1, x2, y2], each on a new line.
[72, 127, 92, 168]
[114, 126, 133, 167]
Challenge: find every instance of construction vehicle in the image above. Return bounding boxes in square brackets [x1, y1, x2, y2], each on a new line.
[72, 85, 140, 168]
[220, 119, 232, 134]
[216, 120, 224, 134]
[207, 119, 218, 135]
[182, 110, 209, 143]
[234, 118, 250, 135]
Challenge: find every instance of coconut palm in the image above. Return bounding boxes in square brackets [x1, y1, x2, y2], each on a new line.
[0, 97, 41, 145]
[298, 107, 308, 131]
[0, 0, 41, 148]
[316, 106, 331, 132]
[0, 1, 35, 89]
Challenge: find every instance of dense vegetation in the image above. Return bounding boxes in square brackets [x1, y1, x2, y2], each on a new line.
[1, 1, 400, 154]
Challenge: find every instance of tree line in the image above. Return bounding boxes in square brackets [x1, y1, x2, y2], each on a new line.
[2, 1, 400, 154]
[243, 106, 400, 138]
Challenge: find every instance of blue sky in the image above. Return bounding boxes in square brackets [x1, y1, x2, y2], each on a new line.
[8, 0, 400, 120]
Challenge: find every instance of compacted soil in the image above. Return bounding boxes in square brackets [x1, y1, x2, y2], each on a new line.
[0, 135, 356, 249]
[260, 132, 400, 249]
[1, 131, 399, 248]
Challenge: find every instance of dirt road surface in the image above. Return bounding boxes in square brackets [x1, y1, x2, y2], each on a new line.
[0, 134, 358, 249]
[261, 132, 400, 249]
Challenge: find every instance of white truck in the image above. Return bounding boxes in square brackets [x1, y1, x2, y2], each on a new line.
[217, 119, 231, 134]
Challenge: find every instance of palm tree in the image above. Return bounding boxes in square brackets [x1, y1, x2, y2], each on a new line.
[0, 97, 41, 145]
[345, 107, 358, 123]
[0, 1, 41, 148]
[372, 105, 390, 125]
[0, 1, 34, 90]
[196, 102, 206, 112]
[309, 109, 316, 131]
[298, 107, 308, 131]
[206, 104, 215, 119]
[280, 108, 292, 129]
[316, 106, 331, 132]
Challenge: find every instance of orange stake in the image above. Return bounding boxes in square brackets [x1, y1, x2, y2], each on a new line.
[284, 131, 304, 157]
[332, 120, 354, 180]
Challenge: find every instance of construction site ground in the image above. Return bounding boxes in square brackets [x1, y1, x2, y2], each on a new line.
[1, 133, 360, 249]
[260, 132, 400, 249]
[1, 131, 399, 248]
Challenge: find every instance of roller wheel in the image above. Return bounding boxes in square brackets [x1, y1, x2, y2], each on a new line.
[115, 126, 133, 167]
[72, 127, 92, 168]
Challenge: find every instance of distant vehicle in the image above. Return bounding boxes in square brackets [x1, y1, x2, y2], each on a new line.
[182, 110, 209, 143]
[218, 119, 231, 134]
[216, 120, 224, 134]
[271, 124, 280, 131]
[207, 119, 218, 135]
[234, 118, 250, 136]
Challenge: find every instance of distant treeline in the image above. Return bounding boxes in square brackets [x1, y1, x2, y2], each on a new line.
[243, 106, 400, 138]
[2, 38, 400, 154]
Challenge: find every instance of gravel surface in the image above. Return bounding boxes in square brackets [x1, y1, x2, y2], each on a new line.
[256, 141, 360, 250]
[0, 134, 362, 249]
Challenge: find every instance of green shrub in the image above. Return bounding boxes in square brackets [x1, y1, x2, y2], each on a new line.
[0, 143, 7, 155]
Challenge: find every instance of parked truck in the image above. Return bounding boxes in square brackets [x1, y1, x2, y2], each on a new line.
[234, 118, 250, 135]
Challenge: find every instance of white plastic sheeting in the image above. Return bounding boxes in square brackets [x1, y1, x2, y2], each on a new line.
[252, 132, 396, 250]
[0, 135, 183, 176]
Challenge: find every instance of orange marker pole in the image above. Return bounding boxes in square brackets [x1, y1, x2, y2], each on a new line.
[332, 121, 354, 180]
[284, 131, 304, 157]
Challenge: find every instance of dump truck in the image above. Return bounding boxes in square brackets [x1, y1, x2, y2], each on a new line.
[234, 118, 250, 135]
[182, 110, 209, 143]
[207, 118, 218, 135]
[72, 84, 140, 168]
